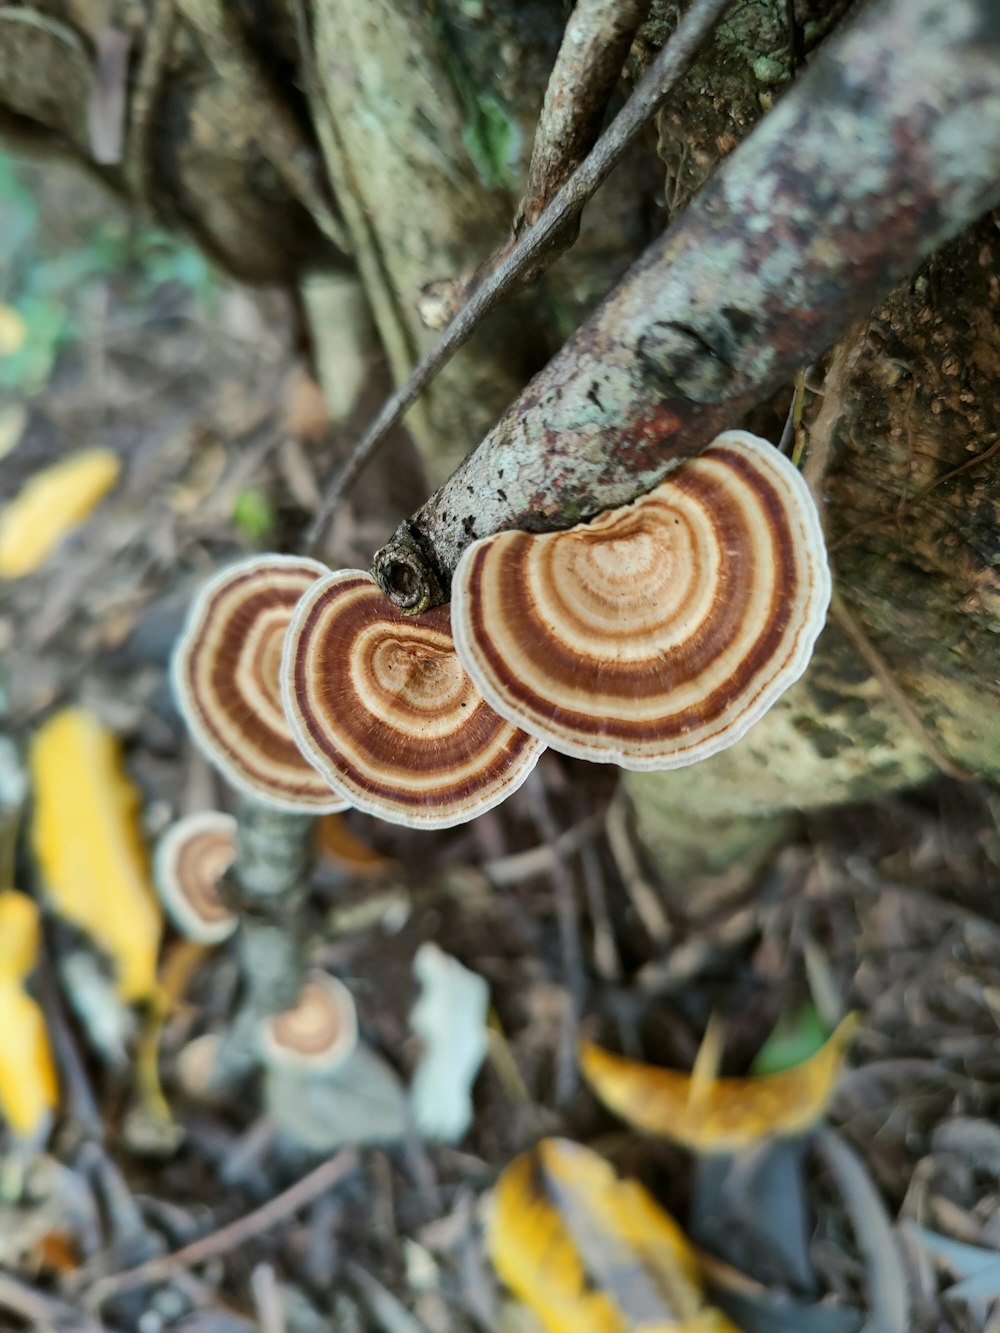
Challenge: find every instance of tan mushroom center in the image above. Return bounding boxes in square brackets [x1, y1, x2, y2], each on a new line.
[532, 506, 716, 661]
[366, 633, 470, 715]
[175, 830, 234, 926]
[282, 571, 544, 826]
[270, 979, 342, 1056]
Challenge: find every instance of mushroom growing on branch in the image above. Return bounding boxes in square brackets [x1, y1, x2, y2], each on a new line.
[154, 812, 237, 945]
[260, 970, 358, 1073]
[171, 555, 345, 1088]
[451, 432, 830, 769]
[172, 554, 348, 814]
[281, 570, 544, 828]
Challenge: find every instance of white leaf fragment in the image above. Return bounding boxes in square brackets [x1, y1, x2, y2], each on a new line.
[408, 943, 490, 1142]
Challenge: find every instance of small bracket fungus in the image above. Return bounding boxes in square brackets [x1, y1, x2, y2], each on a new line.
[260, 970, 358, 1072]
[172, 555, 349, 813]
[451, 431, 831, 769]
[281, 570, 544, 828]
[153, 812, 238, 944]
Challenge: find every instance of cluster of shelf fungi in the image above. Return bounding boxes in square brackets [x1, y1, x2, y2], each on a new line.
[170, 428, 831, 831]
[144, 430, 829, 1110]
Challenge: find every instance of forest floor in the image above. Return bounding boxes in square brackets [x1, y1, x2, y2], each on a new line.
[1, 150, 999, 1333]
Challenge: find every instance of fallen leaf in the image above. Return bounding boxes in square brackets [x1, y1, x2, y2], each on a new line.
[487, 1138, 743, 1332]
[317, 811, 396, 876]
[265, 1043, 410, 1152]
[0, 891, 59, 1138]
[409, 943, 489, 1142]
[0, 448, 120, 578]
[0, 303, 27, 356]
[31, 708, 162, 1002]
[579, 1016, 858, 1153]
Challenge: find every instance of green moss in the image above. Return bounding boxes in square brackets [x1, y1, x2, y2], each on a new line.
[752, 52, 789, 85]
[460, 93, 522, 190]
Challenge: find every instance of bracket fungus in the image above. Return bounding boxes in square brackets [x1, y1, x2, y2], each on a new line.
[154, 812, 238, 945]
[451, 431, 831, 769]
[281, 570, 544, 828]
[172, 555, 349, 813]
[260, 970, 358, 1073]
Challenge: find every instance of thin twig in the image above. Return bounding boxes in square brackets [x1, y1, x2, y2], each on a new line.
[604, 791, 672, 944]
[579, 839, 622, 982]
[829, 590, 973, 782]
[523, 769, 587, 1106]
[87, 1150, 359, 1304]
[0, 1271, 114, 1333]
[516, 0, 650, 230]
[304, 0, 732, 547]
[481, 812, 603, 886]
[816, 1129, 911, 1333]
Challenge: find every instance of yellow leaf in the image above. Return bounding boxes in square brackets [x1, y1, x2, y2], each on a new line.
[30, 709, 162, 1002]
[0, 304, 27, 357]
[0, 891, 59, 1137]
[580, 1016, 858, 1153]
[0, 448, 120, 578]
[0, 887, 42, 981]
[487, 1139, 744, 1332]
[316, 812, 396, 876]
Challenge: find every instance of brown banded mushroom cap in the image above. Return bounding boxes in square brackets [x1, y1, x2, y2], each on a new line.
[451, 430, 831, 770]
[260, 970, 358, 1072]
[172, 555, 349, 813]
[153, 811, 238, 945]
[281, 571, 544, 828]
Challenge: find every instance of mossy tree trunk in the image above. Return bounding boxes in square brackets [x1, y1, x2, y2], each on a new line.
[2, 0, 997, 896]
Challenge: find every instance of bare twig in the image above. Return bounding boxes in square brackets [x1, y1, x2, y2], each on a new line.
[516, 0, 650, 230]
[579, 839, 622, 982]
[816, 1129, 911, 1333]
[829, 590, 973, 782]
[88, 1150, 359, 1304]
[481, 812, 602, 886]
[372, 0, 1000, 612]
[304, 0, 732, 548]
[523, 770, 587, 1105]
[605, 792, 671, 944]
[0, 1271, 113, 1333]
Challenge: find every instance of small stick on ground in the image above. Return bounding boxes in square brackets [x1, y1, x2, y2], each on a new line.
[523, 769, 587, 1105]
[87, 1149, 359, 1305]
[579, 839, 622, 982]
[605, 792, 672, 944]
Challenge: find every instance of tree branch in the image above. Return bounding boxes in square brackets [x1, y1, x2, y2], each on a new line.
[373, 0, 1000, 612]
[304, 0, 734, 549]
[515, 0, 650, 231]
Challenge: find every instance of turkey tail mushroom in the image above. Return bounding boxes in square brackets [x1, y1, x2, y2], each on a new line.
[280, 571, 544, 828]
[450, 431, 831, 769]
